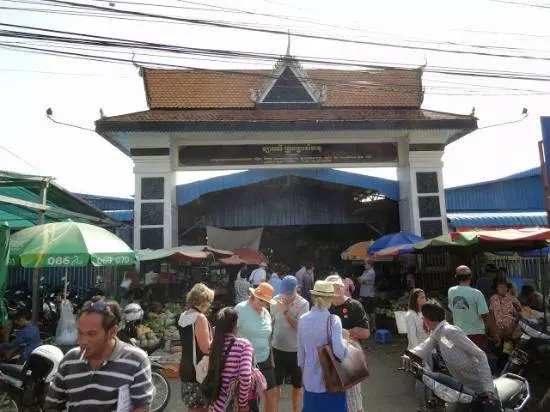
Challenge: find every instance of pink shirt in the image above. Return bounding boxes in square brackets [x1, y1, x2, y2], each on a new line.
[209, 336, 254, 411]
[343, 278, 355, 297]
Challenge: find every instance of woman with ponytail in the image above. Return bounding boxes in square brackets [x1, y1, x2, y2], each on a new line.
[202, 307, 254, 412]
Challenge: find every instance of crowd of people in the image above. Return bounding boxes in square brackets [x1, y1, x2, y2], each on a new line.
[180, 260, 374, 412]
[2, 257, 545, 412]
[404, 263, 545, 412]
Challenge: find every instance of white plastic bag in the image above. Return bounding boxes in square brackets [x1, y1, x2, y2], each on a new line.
[55, 299, 77, 346]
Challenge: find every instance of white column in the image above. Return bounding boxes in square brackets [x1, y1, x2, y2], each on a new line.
[133, 154, 178, 249]
[397, 150, 448, 237]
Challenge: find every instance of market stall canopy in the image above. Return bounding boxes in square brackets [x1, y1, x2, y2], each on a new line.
[218, 255, 247, 266]
[341, 241, 373, 261]
[232, 248, 267, 266]
[368, 232, 424, 255]
[414, 228, 550, 252]
[0, 171, 120, 229]
[137, 246, 214, 262]
[9, 221, 136, 268]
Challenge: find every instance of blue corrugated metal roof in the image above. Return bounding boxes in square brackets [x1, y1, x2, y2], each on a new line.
[104, 209, 133, 221]
[77, 194, 134, 211]
[447, 211, 547, 228]
[176, 169, 399, 205]
[445, 171, 543, 212]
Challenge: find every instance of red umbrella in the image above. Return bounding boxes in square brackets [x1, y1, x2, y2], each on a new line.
[232, 248, 267, 266]
[219, 255, 246, 266]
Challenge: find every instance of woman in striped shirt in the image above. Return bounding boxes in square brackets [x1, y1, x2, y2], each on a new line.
[204, 307, 254, 412]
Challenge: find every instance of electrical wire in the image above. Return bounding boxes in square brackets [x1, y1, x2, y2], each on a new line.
[3, 22, 550, 87]
[34, 0, 550, 63]
[0, 145, 37, 170]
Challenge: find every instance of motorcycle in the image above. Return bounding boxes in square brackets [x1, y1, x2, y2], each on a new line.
[501, 316, 550, 409]
[402, 351, 530, 411]
[0, 344, 64, 412]
[148, 354, 172, 412]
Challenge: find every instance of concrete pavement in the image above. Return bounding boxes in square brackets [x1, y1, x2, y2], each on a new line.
[165, 337, 417, 411]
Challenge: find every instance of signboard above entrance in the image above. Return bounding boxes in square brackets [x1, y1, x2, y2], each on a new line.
[178, 143, 398, 168]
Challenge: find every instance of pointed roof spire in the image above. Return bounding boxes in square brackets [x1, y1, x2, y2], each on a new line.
[286, 31, 291, 56]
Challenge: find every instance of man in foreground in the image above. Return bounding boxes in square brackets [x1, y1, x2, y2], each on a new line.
[44, 298, 153, 412]
[407, 300, 500, 411]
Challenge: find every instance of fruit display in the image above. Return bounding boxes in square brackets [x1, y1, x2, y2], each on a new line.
[134, 324, 161, 349]
[142, 303, 182, 344]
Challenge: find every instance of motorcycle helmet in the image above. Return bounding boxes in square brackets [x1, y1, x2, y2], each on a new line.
[23, 345, 64, 382]
[123, 303, 144, 323]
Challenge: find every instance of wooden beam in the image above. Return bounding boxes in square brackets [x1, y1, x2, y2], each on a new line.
[0, 194, 48, 211]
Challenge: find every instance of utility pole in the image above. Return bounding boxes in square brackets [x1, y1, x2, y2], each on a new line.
[31, 179, 50, 324]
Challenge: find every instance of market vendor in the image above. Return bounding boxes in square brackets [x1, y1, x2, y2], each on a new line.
[0, 309, 41, 363]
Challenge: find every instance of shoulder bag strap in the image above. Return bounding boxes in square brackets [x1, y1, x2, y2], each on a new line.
[326, 314, 334, 346]
[191, 320, 197, 368]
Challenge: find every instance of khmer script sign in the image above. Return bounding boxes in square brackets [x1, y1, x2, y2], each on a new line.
[178, 143, 397, 167]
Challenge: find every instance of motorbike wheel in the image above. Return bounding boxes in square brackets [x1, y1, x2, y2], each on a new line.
[150, 370, 170, 412]
[0, 391, 20, 412]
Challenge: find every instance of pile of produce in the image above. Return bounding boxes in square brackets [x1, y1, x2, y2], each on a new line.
[142, 303, 181, 343]
[375, 293, 409, 319]
[135, 324, 161, 349]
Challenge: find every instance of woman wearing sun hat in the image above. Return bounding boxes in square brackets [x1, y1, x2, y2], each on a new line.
[298, 280, 349, 411]
[235, 282, 277, 412]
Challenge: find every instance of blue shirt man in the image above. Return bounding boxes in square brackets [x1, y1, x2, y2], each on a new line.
[0, 311, 42, 363]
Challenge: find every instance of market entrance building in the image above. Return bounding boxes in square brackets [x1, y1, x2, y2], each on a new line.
[96, 52, 477, 250]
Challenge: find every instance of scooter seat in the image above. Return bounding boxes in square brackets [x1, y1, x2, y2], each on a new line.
[493, 375, 526, 407]
[0, 362, 25, 381]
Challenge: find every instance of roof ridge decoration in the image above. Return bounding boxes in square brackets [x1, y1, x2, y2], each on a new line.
[250, 41, 326, 107]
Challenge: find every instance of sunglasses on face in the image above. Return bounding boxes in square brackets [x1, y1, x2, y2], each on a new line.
[81, 300, 110, 314]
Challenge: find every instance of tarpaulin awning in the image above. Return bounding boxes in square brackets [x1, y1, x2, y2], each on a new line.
[414, 228, 550, 252]
[137, 246, 214, 262]
[0, 171, 120, 229]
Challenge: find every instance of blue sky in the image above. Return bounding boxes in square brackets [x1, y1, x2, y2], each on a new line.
[1, 0, 550, 197]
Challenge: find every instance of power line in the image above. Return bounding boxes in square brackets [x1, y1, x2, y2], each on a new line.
[3, 22, 550, 85]
[0, 145, 37, 170]
[3, 40, 550, 97]
[36, 0, 550, 63]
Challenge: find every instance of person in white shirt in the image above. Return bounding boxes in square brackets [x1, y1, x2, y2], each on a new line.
[405, 288, 430, 412]
[249, 262, 268, 287]
[358, 260, 376, 331]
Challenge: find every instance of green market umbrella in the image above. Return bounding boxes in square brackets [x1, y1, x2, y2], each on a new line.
[9, 221, 136, 268]
[9, 221, 136, 323]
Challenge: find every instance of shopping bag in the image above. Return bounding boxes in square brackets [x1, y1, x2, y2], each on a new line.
[55, 299, 77, 345]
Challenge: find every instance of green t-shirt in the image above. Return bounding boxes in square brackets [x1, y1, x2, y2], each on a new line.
[447, 285, 488, 335]
[235, 301, 272, 363]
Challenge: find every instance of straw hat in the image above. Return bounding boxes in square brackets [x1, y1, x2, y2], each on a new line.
[310, 280, 335, 297]
[325, 274, 345, 287]
[249, 282, 277, 305]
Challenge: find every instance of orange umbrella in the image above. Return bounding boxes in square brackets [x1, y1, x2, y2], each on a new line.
[340, 241, 374, 261]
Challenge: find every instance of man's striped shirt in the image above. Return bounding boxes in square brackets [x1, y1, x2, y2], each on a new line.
[44, 339, 154, 411]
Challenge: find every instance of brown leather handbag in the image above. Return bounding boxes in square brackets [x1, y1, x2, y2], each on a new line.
[317, 315, 369, 393]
